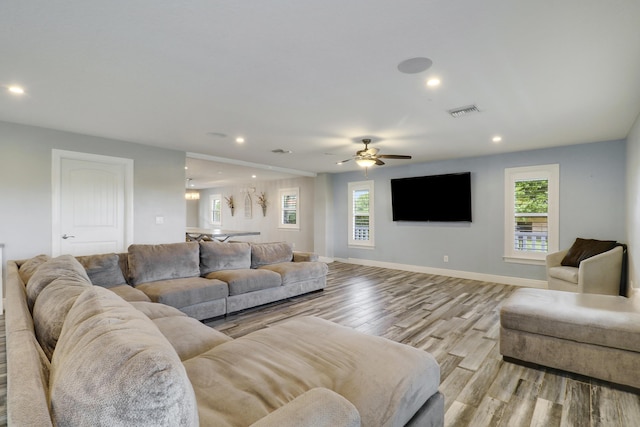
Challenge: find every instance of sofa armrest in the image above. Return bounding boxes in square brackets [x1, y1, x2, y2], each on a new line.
[249, 388, 360, 427]
[578, 246, 623, 295]
[545, 249, 568, 270]
[293, 251, 319, 262]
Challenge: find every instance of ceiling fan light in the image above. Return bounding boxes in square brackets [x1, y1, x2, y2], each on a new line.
[356, 158, 376, 167]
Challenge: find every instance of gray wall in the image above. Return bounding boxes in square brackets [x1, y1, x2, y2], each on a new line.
[626, 113, 640, 289]
[198, 177, 316, 252]
[0, 121, 187, 263]
[331, 140, 626, 281]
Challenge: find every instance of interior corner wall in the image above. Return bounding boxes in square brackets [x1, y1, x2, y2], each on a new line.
[313, 173, 334, 258]
[0, 120, 187, 263]
[626, 112, 640, 289]
[331, 140, 626, 282]
[198, 177, 316, 252]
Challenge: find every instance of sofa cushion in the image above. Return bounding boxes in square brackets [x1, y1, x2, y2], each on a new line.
[153, 316, 233, 361]
[205, 269, 282, 296]
[561, 238, 617, 267]
[184, 316, 439, 427]
[76, 253, 128, 288]
[18, 254, 50, 284]
[128, 242, 200, 285]
[200, 241, 251, 275]
[32, 276, 92, 360]
[501, 288, 640, 353]
[259, 261, 329, 286]
[135, 277, 229, 309]
[129, 301, 189, 319]
[251, 242, 293, 268]
[26, 255, 91, 311]
[50, 286, 198, 426]
[108, 284, 152, 302]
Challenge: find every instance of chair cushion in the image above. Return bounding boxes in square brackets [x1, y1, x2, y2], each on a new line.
[135, 277, 228, 308]
[49, 286, 198, 426]
[76, 253, 128, 288]
[205, 269, 282, 295]
[251, 242, 293, 268]
[561, 238, 617, 267]
[200, 241, 251, 275]
[128, 242, 200, 285]
[548, 266, 579, 284]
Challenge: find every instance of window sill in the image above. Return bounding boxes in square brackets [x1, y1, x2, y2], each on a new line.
[348, 244, 375, 250]
[503, 256, 546, 266]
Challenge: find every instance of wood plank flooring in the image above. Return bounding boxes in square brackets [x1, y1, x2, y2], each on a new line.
[0, 262, 637, 426]
[207, 261, 640, 427]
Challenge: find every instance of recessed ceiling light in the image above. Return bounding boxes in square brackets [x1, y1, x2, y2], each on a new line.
[236, 137, 245, 143]
[492, 136, 502, 143]
[336, 161, 343, 165]
[397, 57, 433, 74]
[8, 85, 25, 95]
[251, 174, 257, 178]
[426, 78, 441, 87]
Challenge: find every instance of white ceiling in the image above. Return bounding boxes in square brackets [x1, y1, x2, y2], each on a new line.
[2, 1, 640, 188]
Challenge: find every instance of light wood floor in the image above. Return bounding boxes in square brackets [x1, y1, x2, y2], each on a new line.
[207, 261, 640, 427]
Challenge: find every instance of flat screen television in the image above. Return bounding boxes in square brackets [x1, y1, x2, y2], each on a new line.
[391, 172, 472, 222]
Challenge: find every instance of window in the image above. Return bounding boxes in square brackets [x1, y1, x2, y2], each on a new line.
[279, 187, 299, 229]
[504, 164, 559, 263]
[348, 181, 374, 247]
[209, 194, 222, 226]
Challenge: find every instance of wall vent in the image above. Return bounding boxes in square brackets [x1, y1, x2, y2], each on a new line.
[448, 105, 480, 118]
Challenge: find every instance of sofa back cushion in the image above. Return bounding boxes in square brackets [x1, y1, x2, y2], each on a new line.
[76, 253, 128, 288]
[26, 255, 91, 311]
[250, 242, 293, 268]
[200, 241, 251, 275]
[50, 286, 199, 426]
[32, 276, 91, 360]
[18, 254, 50, 284]
[128, 242, 200, 285]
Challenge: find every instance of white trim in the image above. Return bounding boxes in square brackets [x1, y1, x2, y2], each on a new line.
[348, 180, 375, 248]
[335, 257, 548, 289]
[504, 164, 559, 263]
[52, 150, 134, 256]
[187, 152, 316, 177]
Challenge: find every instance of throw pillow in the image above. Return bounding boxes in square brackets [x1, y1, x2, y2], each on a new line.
[561, 238, 617, 267]
[76, 253, 127, 288]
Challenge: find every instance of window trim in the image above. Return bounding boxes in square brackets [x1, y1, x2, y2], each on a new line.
[348, 180, 375, 248]
[209, 193, 222, 226]
[504, 164, 559, 264]
[278, 187, 300, 230]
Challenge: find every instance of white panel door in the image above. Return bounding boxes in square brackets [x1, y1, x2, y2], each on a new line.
[53, 151, 133, 256]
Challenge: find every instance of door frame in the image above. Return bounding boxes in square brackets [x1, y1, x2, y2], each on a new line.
[52, 149, 134, 256]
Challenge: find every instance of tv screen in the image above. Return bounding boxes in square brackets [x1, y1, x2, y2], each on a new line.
[391, 172, 472, 222]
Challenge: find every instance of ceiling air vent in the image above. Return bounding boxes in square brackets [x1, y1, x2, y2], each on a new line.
[448, 105, 480, 118]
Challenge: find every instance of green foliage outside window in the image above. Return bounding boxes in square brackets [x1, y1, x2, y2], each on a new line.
[515, 180, 548, 213]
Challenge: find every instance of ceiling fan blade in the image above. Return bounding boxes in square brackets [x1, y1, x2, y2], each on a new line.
[366, 147, 379, 155]
[375, 158, 385, 165]
[378, 154, 412, 159]
[337, 158, 352, 164]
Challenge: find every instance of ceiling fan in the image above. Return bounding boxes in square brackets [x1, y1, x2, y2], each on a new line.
[339, 138, 412, 168]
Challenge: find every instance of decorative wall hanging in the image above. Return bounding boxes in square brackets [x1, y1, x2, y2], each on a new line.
[257, 192, 268, 217]
[225, 195, 235, 216]
[244, 193, 252, 219]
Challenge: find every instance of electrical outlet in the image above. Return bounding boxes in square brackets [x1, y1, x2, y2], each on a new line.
[443, 255, 449, 262]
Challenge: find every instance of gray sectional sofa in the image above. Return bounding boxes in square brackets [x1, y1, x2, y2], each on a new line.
[79, 240, 328, 320]
[500, 287, 640, 389]
[6, 246, 445, 426]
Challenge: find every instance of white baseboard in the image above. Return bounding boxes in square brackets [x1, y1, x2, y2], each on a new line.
[333, 257, 548, 289]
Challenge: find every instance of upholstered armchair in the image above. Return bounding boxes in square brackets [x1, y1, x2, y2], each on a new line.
[546, 241, 624, 296]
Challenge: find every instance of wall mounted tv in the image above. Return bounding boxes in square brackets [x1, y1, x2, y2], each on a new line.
[391, 172, 472, 222]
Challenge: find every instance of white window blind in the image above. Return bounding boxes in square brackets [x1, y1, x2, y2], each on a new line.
[279, 188, 300, 229]
[348, 181, 374, 247]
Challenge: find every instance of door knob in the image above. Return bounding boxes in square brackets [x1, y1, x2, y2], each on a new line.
[62, 234, 76, 239]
